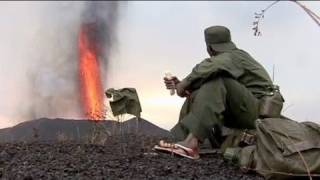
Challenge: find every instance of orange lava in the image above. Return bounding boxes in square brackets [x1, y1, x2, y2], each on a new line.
[78, 24, 104, 120]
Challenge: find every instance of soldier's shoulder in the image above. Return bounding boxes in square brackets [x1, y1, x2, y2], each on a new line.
[228, 49, 256, 61]
[210, 51, 233, 61]
[231, 48, 252, 57]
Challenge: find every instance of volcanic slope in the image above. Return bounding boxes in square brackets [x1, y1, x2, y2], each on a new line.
[0, 118, 171, 142]
[0, 135, 263, 179]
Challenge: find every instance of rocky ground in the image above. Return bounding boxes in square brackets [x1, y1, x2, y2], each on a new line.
[0, 134, 263, 180]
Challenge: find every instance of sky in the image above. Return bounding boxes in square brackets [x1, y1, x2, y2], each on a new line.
[0, 1, 320, 130]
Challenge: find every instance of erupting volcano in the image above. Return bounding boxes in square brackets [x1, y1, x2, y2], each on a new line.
[78, 24, 104, 120]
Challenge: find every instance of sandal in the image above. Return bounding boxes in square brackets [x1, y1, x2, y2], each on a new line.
[153, 140, 200, 160]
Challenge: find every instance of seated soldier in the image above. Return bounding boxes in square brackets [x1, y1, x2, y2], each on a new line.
[154, 26, 274, 159]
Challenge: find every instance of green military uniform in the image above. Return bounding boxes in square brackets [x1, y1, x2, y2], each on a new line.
[105, 88, 142, 117]
[171, 26, 273, 142]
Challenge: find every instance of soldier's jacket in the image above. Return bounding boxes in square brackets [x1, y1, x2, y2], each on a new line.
[181, 48, 273, 98]
[105, 88, 142, 117]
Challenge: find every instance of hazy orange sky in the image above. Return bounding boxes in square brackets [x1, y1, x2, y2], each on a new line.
[0, 1, 320, 130]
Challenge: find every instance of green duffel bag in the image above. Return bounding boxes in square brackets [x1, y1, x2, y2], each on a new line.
[229, 118, 320, 180]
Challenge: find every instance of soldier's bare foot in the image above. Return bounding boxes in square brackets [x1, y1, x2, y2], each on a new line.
[155, 133, 200, 159]
[177, 133, 199, 150]
[159, 133, 198, 150]
[154, 138, 200, 159]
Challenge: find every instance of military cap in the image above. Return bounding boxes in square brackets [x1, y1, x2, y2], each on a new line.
[204, 26, 236, 52]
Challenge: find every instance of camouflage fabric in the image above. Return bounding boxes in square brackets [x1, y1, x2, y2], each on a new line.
[105, 88, 142, 117]
[171, 26, 275, 147]
[180, 48, 273, 99]
[232, 118, 320, 180]
[171, 45, 274, 141]
[171, 77, 259, 142]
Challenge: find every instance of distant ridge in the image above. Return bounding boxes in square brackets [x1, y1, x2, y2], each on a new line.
[0, 118, 171, 142]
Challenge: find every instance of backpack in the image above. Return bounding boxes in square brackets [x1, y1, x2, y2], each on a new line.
[222, 118, 320, 180]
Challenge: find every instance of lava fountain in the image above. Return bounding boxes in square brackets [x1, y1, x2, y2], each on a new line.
[78, 24, 104, 120]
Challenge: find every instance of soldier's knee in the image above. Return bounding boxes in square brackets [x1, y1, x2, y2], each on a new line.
[200, 77, 227, 91]
[193, 81, 227, 108]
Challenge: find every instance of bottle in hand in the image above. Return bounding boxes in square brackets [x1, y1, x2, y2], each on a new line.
[164, 71, 175, 96]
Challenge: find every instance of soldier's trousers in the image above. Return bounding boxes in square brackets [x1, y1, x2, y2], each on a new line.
[171, 77, 259, 142]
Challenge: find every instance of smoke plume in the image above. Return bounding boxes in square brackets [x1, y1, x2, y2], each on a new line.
[0, 2, 120, 127]
[81, 1, 119, 82]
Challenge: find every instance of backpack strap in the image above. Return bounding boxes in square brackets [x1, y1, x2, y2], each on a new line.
[219, 127, 256, 153]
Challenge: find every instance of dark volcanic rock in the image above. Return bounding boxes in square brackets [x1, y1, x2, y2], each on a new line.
[0, 118, 171, 142]
[0, 135, 263, 180]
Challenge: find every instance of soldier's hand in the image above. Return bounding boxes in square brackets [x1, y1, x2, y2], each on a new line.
[163, 76, 180, 90]
[176, 82, 191, 98]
